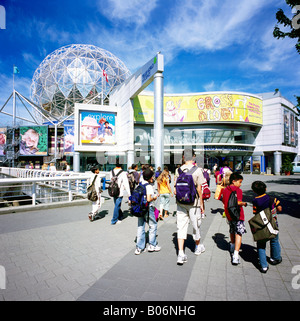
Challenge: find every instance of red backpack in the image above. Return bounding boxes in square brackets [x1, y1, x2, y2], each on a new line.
[202, 182, 211, 200]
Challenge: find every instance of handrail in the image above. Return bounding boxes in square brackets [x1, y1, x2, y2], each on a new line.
[0, 167, 105, 206]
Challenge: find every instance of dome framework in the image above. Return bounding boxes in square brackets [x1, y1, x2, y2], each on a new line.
[31, 44, 131, 121]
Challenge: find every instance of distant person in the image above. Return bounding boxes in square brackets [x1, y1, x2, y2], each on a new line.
[88, 166, 103, 222]
[135, 168, 161, 255]
[110, 161, 131, 225]
[156, 169, 173, 220]
[251, 181, 282, 273]
[49, 163, 56, 171]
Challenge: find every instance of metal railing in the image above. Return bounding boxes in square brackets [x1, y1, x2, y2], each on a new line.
[0, 167, 104, 208]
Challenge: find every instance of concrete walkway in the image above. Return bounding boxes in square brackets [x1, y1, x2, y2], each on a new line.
[0, 174, 299, 301]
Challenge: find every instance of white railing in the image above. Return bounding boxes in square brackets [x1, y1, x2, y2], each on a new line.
[0, 167, 104, 207]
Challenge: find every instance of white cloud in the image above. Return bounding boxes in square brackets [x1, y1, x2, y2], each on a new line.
[163, 0, 272, 51]
[97, 0, 158, 26]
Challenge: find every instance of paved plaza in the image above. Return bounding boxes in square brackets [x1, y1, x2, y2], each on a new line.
[0, 174, 300, 302]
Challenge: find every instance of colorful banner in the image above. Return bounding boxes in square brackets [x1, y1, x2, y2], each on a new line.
[80, 110, 116, 145]
[63, 123, 75, 154]
[19, 126, 48, 156]
[0, 127, 7, 156]
[0, 127, 6, 156]
[134, 93, 263, 125]
[283, 109, 290, 145]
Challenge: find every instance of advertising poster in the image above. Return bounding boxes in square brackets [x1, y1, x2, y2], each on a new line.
[80, 110, 116, 145]
[290, 113, 295, 146]
[134, 93, 263, 125]
[0, 127, 6, 156]
[63, 123, 75, 154]
[19, 126, 48, 156]
[283, 109, 290, 145]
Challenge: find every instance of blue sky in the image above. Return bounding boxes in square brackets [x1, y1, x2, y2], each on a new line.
[0, 0, 299, 125]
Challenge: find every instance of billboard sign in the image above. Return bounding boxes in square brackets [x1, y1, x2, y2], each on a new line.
[19, 126, 48, 156]
[134, 92, 263, 125]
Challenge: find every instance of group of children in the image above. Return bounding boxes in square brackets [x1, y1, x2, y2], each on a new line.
[222, 172, 282, 273]
[88, 163, 283, 273]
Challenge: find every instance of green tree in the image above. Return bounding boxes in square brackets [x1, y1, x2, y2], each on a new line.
[273, 0, 300, 119]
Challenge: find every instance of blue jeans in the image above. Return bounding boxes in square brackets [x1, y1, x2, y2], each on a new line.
[111, 196, 123, 224]
[136, 206, 158, 250]
[257, 234, 281, 268]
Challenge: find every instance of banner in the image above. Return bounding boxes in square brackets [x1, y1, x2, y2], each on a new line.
[283, 109, 290, 145]
[0, 127, 6, 156]
[80, 111, 116, 145]
[134, 93, 263, 125]
[63, 123, 75, 154]
[19, 126, 48, 156]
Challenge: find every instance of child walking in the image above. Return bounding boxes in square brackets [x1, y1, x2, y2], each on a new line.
[222, 172, 247, 265]
[251, 181, 282, 273]
[156, 169, 173, 220]
[135, 168, 161, 255]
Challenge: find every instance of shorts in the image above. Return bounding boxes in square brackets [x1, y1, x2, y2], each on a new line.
[229, 220, 246, 236]
[160, 193, 170, 211]
[177, 203, 202, 241]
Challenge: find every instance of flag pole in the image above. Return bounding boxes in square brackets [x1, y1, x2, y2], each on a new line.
[12, 65, 16, 127]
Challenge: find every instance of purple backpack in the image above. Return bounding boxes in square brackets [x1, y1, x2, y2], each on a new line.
[175, 166, 198, 204]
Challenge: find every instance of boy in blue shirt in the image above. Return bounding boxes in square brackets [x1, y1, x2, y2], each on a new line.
[251, 181, 282, 273]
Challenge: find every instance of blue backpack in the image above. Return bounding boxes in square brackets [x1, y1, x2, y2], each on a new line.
[175, 166, 198, 204]
[129, 183, 149, 217]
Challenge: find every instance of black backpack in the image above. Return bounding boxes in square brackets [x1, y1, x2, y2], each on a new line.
[108, 169, 123, 197]
[227, 188, 240, 221]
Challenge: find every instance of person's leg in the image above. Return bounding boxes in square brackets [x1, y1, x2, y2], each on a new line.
[148, 207, 158, 246]
[136, 216, 146, 251]
[257, 240, 268, 270]
[270, 234, 282, 264]
[189, 206, 205, 254]
[176, 204, 189, 264]
[111, 197, 122, 224]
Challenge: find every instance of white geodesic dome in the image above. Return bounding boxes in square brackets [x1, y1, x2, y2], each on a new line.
[31, 44, 131, 120]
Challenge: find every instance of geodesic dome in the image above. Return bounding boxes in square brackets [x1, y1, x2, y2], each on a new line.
[31, 44, 131, 120]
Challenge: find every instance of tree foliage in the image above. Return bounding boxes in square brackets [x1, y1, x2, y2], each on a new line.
[273, 0, 300, 119]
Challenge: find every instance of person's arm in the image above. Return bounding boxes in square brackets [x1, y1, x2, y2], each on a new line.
[274, 198, 282, 212]
[166, 178, 173, 196]
[237, 189, 247, 207]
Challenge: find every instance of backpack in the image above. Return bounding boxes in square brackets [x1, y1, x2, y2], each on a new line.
[155, 170, 161, 179]
[129, 183, 149, 217]
[203, 169, 210, 182]
[127, 171, 136, 192]
[108, 169, 123, 197]
[202, 182, 211, 200]
[175, 166, 198, 204]
[227, 187, 240, 221]
[87, 175, 98, 202]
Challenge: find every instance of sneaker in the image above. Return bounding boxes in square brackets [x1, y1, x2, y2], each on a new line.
[232, 255, 240, 265]
[259, 266, 269, 273]
[135, 247, 146, 255]
[148, 244, 161, 252]
[269, 257, 282, 265]
[194, 244, 205, 255]
[177, 254, 188, 265]
[88, 212, 95, 221]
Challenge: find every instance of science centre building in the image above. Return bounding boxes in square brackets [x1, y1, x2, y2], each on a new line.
[2, 44, 298, 175]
